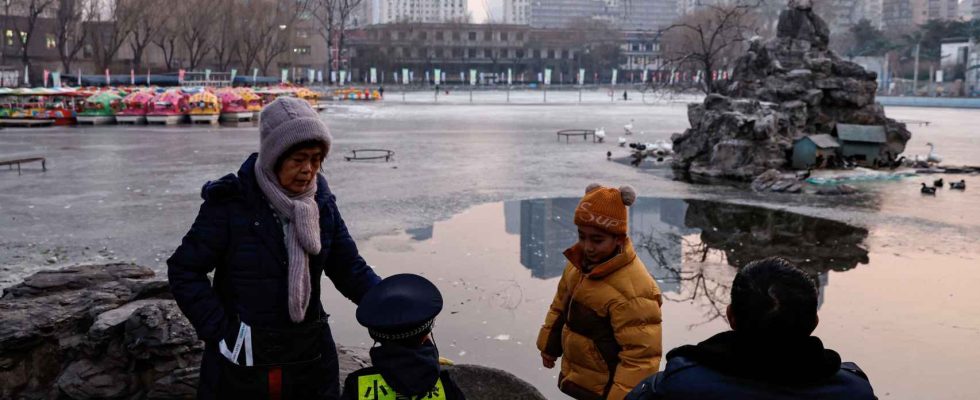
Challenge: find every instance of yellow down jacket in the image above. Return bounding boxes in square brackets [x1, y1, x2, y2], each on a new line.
[536, 238, 663, 400]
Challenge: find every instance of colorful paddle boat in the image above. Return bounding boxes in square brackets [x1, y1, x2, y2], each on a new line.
[146, 89, 189, 125]
[216, 88, 252, 122]
[187, 91, 221, 124]
[77, 91, 122, 125]
[115, 90, 155, 124]
[235, 88, 264, 113]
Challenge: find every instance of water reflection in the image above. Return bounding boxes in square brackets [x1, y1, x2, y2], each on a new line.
[503, 197, 870, 323]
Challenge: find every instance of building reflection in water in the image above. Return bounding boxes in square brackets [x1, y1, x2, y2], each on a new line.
[504, 197, 870, 323]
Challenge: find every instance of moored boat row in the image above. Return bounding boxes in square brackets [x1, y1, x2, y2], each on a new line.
[0, 85, 325, 127]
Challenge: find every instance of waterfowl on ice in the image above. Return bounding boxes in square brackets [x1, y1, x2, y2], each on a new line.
[934, 178, 944, 188]
[926, 142, 943, 164]
[607, 151, 612, 160]
[950, 180, 966, 190]
[618, 137, 627, 147]
[921, 183, 937, 195]
[595, 127, 606, 142]
[624, 120, 634, 135]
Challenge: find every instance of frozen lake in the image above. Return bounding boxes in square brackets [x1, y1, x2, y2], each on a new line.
[1, 100, 978, 399]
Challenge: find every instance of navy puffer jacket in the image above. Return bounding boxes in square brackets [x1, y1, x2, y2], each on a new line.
[168, 153, 381, 399]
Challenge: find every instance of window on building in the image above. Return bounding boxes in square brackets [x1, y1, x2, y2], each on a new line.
[453, 31, 460, 41]
[419, 31, 427, 40]
[561, 50, 568, 59]
[45, 34, 55, 49]
[533, 49, 540, 59]
[5, 30, 13, 46]
[468, 31, 477, 40]
[436, 31, 444, 40]
[484, 31, 492, 40]
[500, 32, 508, 41]
[436, 48, 444, 57]
[516, 49, 524, 58]
[517, 32, 524, 41]
[19, 31, 26, 44]
[453, 48, 463, 57]
[467, 48, 476, 58]
[547, 50, 555, 59]
[293, 46, 310, 55]
[484, 48, 492, 58]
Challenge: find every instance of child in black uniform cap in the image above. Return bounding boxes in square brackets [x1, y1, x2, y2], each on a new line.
[342, 274, 466, 400]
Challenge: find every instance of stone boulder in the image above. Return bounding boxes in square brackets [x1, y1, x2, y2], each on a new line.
[672, 2, 911, 181]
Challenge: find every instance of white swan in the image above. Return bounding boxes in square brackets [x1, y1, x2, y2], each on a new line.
[624, 120, 634, 135]
[595, 127, 606, 142]
[926, 142, 943, 164]
[618, 137, 627, 146]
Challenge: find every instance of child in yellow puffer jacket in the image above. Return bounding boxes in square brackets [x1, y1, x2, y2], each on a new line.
[537, 183, 663, 400]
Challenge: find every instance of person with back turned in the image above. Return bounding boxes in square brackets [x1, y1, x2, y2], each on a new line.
[626, 257, 877, 400]
[342, 273, 466, 400]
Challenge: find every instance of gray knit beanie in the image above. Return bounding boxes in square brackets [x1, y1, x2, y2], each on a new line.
[257, 97, 332, 172]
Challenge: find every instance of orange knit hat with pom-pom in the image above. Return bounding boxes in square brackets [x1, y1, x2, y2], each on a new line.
[573, 183, 637, 236]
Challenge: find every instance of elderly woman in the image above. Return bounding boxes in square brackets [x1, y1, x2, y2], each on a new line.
[168, 97, 380, 399]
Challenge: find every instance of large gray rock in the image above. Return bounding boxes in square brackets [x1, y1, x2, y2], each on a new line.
[673, 2, 911, 181]
[448, 364, 546, 400]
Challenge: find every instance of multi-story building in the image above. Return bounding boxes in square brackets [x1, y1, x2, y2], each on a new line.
[882, 0, 958, 30]
[502, 0, 531, 25]
[823, 0, 885, 31]
[346, 22, 664, 83]
[377, 0, 469, 24]
[530, 0, 677, 31]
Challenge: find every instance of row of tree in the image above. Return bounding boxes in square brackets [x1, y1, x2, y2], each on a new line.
[657, 0, 980, 93]
[7, 0, 363, 77]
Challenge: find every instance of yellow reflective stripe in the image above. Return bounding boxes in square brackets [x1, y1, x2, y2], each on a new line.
[356, 373, 447, 400]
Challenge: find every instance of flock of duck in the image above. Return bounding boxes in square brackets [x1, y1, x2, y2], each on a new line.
[921, 178, 967, 195]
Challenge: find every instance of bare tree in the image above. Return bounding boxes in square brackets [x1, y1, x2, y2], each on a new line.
[209, 0, 240, 72]
[151, 10, 179, 71]
[255, 0, 308, 76]
[177, 0, 214, 70]
[125, 0, 162, 71]
[54, 0, 87, 73]
[310, 0, 338, 79]
[659, 0, 763, 94]
[335, 0, 364, 74]
[11, 0, 56, 76]
[86, 0, 137, 72]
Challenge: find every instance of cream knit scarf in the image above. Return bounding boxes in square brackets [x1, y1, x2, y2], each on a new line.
[254, 164, 321, 323]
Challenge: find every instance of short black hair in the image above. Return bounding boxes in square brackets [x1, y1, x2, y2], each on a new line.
[274, 139, 327, 173]
[730, 257, 818, 338]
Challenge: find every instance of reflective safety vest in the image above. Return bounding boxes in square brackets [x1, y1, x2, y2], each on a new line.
[357, 373, 447, 400]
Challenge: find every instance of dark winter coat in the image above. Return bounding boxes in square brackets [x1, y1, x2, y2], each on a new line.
[625, 331, 877, 400]
[168, 153, 381, 400]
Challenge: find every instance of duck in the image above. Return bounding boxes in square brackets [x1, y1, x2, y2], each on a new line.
[606, 151, 612, 160]
[624, 120, 634, 135]
[921, 183, 937, 195]
[934, 178, 944, 188]
[926, 142, 943, 164]
[950, 180, 966, 190]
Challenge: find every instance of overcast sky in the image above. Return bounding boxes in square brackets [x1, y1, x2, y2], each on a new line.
[468, 0, 503, 23]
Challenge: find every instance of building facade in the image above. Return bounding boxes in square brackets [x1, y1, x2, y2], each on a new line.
[502, 0, 531, 25]
[376, 0, 469, 24]
[346, 22, 663, 84]
[882, 0, 959, 30]
[530, 0, 677, 31]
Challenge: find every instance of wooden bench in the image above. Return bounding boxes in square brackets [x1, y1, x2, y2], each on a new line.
[0, 156, 46, 175]
[344, 149, 394, 162]
[557, 129, 596, 143]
